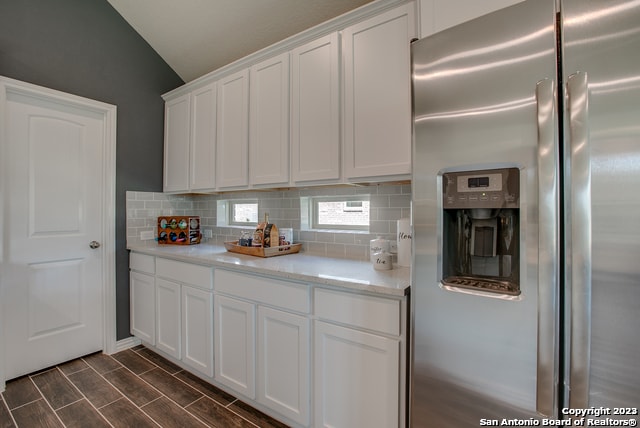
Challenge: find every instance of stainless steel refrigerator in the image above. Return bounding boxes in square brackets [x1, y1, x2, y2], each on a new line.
[410, 0, 640, 426]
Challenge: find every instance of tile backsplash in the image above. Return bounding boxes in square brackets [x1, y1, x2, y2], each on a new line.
[126, 183, 411, 261]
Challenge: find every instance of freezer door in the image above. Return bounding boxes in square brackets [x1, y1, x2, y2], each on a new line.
[562, 0, 640, 412]
[411, 0, 559, 426]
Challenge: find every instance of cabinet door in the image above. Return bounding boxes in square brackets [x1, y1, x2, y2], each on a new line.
[343, 3, 416, 180]
[163, 93, 190, 192]
[190, 82, 217, 191]
[182, 285, 213, 377]
[314, 321, 400, 428]
[291, 33, 341, 183]
[214, 295, 256, 398]
[250, 53, 290, 186]
[257, 307, 309, 426]
[130, 271, 155, 345]
[155, 278, 181, 359]
[216, 69, 249, 189]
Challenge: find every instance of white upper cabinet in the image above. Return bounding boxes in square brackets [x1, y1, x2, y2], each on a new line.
[163, 94, 190, 192]
[249, 53, 290, 186]
[290, 32, 341, 184]
[189, 82, 217, 191]
[343, 3, 416, 181]
[419, 0, 524, 37]
[163, 82, 217, 193]
[163, 0, 421, 192]
[216, 69, 249, 189]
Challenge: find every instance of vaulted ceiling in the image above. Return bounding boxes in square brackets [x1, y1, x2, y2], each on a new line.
[107, 0, 376, 82]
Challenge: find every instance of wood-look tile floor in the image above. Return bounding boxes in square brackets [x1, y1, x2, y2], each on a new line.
[1, 345, 289, 428]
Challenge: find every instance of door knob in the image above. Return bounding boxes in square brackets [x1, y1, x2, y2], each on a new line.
[89, 241, 101, 249]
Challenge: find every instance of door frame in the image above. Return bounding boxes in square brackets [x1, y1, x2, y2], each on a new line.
[0, 76, 117, 391]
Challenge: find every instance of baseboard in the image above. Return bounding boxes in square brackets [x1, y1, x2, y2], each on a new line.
[113, 336, 142, 353]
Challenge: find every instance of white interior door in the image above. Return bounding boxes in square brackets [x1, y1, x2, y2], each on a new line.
[1, 79, 113, 380]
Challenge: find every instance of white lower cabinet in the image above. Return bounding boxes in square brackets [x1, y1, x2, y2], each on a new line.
[214, 269, 310, 426]
[313, 287, 404, 428]
[182, 285, 214, 377]
[156, 258, 214, 378]
[214, 293, 313, 425]
[155, 278, 181, 359]
[130, 271, 155, 345]
[314, 321, 400, 428]
[130, 254, 214, 379]
[130, 253, 156, 345]
[258, 306, 310, 425]
[214, 294, 256, 398]
[131, 253, 406, 427]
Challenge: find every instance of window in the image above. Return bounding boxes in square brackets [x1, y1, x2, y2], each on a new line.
[302, 195, 370, 231]
[217, 199, 258, 227]
[231, 201, 258, 225]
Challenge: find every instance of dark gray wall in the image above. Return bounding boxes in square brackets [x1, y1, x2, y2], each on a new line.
[0, 0, 184, 340]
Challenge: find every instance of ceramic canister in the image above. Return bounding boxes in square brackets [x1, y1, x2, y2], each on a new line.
[370, 237, 390, 262]
[373, 251, 392, 270]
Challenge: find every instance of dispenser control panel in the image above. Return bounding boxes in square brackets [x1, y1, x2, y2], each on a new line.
[443, 168, 519, 209]
[457, 173, 502, 192]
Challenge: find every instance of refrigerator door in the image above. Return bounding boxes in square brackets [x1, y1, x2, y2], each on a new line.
[561, 0, 640, 412]
[411, 1, 559, 425]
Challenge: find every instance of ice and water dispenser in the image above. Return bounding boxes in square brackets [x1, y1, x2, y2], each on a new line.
[441, 168, 520, 295]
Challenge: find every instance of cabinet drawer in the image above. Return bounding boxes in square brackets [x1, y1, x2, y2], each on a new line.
[214, 269, 309, 314]
[156, 258, 213, 290]
[130, 252, 155, 274]
[314, 288, 400, 336]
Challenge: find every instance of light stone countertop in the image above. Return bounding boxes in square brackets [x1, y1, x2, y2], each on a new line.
[128, 243, 410, 297]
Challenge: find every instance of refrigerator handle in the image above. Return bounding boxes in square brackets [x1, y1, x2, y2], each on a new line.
[566, 71, 592, 409]
[535, 77, 559, 417]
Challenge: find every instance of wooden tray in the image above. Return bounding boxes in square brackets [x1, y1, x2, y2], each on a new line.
[224, 241, 302, 258]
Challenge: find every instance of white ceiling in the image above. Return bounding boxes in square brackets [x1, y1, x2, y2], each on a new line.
[107, 0, 376, 82]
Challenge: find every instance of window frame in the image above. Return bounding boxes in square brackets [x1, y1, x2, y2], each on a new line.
[310, 195, 370, 231]
[217, 199, 259, 227]
[229, 200, 259, 226]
